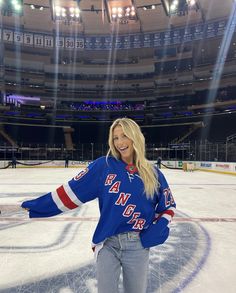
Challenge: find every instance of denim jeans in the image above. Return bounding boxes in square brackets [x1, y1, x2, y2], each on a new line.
[96, 231, 150, 293]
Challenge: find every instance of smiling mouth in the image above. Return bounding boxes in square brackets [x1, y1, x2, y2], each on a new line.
[119, 147, 128, 152]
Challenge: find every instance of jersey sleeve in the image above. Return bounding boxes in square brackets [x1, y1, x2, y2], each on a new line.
[21, 157, 106, 218]
[154, 169, 176, 218]
[140, 169, 176, 248]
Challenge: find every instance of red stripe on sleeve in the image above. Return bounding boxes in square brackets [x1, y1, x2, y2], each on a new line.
[56, 185, 78, 210]
[155, 209, 175, 221]
[163, 209, 175, 218]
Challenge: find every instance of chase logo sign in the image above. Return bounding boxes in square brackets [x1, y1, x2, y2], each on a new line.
[200, 162, 212, 168]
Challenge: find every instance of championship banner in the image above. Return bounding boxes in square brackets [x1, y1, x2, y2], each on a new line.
[216, 20, 226, 36]
[194, 24, 204, 40]
[163, 31, 171, 45]
[206, 23, 216, 38]
[121, 35, 129, 48]
[94, 37, 102, 50]
[104, 36, 112, 49]
[183, 27, 192, 42]
[133, 35, 142, 48]
[114, 36, 123, 49]
[153, 33, 161, 46]
[173, 29, 181, 44]
[143, 34, 151, 48]
[84, 37, 92, 49]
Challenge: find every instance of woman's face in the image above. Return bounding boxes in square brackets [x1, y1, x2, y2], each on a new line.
[113, 125, 134, 165]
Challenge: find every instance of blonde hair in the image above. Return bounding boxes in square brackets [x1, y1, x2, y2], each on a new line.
[107, 117, 158, 199]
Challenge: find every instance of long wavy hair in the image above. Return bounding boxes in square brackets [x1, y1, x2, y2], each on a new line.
[106, 118, 158, 199]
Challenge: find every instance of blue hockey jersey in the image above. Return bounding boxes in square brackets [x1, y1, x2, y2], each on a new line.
[21, 156, 176, 248]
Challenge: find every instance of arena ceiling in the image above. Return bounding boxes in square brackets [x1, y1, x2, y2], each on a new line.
[1, 0, 235, 35]
[1, 0, 236, 101]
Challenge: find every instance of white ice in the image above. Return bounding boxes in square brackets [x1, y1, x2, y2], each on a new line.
[0, 167, 235, 293]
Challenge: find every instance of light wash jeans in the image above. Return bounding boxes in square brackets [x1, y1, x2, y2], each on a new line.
[96, 231, 150, 293]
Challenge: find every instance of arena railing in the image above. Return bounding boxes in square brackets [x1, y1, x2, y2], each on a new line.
[0, 141, 235, 163]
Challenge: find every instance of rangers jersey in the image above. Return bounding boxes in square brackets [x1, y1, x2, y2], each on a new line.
[21, 156, 176, 248]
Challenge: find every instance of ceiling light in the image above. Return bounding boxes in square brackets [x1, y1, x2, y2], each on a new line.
[109, 4, 137, 24]
[188, 0, 196, 6]
[14, 4, 21, 11]
[170, 4, 177, 12]
[53, 5, 81, 23]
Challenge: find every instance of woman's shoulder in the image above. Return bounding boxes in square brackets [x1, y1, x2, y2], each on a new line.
[152, 164, 165, 178]
[92, 156, 117, 166]
[155, 166, 164, 176]
[91, 156, 107, 166]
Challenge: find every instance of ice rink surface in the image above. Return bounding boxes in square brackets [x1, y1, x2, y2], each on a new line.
[0, 167, 235, 293]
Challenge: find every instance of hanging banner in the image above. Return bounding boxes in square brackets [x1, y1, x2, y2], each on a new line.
[55, 36, 64, 48]
[75, 38, 84, 49]
[3, 29, 13, 42]
[0, 18, 235, 51]
[44, 36, 54, 48]
[65, 37, 75, 49]
[34, 34, 44, 47]
[14, 31, 24, 44]
[24, 33, 34, 46]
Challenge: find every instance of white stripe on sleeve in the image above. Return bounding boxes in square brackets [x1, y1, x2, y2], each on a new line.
[51, 191, 70, 212]
[63, 183, 83, 206]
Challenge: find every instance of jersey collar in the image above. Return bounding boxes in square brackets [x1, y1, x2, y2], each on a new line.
[125, 164, 138, 174]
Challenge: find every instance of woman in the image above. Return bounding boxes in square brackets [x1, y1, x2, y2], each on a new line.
[22, 117, 176, 293]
